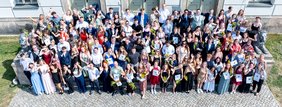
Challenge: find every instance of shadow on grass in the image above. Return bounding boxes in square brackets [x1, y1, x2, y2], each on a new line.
[1, 60, 16, 81]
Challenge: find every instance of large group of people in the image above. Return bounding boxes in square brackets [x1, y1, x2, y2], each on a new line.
[19, 3, 268, 99]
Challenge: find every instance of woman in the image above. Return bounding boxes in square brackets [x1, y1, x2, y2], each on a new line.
[231, 64, 245, 94]
[124, 64, 136, 96]
[50, 64, 64, 94]
[176, 42, 189, 64]
[217, 9, 225, 24]
[172, 64, 183, 93]
[97, 25, 106, 45]
[150, 7, 159, 23]
[242, 63, 255, 93]
[250, 17, 262, 39]
[116, 46, 128, 70]
[63, 9, 73, 26]
[160, 64, 170, 93]
[150, 61, 161, 94]
[197, 62, 208, 93]
[38, 60, 55, 95]
[41, 47, 52, 65]
[80, 46, 91, 67]
[79, 27, 88, 42]
[184, 62, 195, 93]
[157, 27, 166, 43]
[30, 14, 46, 32]
[218, 62, 233, 95]
[71, 46, 79, 68]
[151, 36, 163, 53]
[193, 26, 202, 42]
[73, 62, 87, 93]
[203, 67, 215, 93]
[213, 57, 224, 85]
[150, 50, 162, 66]
[138, 64, 149, 99]
[252, 62, 267, 96]
[101, 61, 112, 93]
[62, 65, 74, 94]
[29, 63, 45, 95]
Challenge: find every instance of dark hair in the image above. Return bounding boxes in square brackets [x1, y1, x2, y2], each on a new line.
[51, 11, 57, 15]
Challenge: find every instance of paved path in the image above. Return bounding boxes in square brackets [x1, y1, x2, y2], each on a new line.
[9, 85, 279, 107]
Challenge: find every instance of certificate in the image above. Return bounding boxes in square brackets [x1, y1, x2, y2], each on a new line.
[173, 37, 178, 44]
[223, 72, 230, 79]
[106, 58, 113, 65]
[254, 73, 261, 82]
[175, 74, 181, 81]
[231, 60, 238, 67]
[152, 70, 159, 76]
[127, 79, 132, 83]
[113, 74, 120, 81]
[227, 24, 233, 31]
[119, 54, 125, 61]
[246, 76, 253, 84]
[116, 81, 122, 86]
[235, 74, 242, 82]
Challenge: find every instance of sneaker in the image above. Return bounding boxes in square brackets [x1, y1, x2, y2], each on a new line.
[154, 89, 157, 94]
[197, 89, 200, 94]
[89, 92, 92, 95]
[200, 89, 203, 93]
[151, 89, 154, 94]
[97, 91, 102, 95]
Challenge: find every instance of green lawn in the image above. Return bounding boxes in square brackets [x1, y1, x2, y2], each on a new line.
[0, 36, 20, 107]
[265, 34, 282, 105]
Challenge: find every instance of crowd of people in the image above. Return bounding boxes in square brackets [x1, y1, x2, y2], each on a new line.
[19, 4, 268, 99]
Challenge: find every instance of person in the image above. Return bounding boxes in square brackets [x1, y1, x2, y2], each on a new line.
[137, 64, 149, 99]
[29, 63, 44, 95]
[184, 62, 195, 93]
[218, 62, 233, 95]
[252, 62, 267, 96]
[87, 63, 102, 95]
[192, 9, 205, 30]
[62, 65, 75, 94]
[73, 62, 87, 93]
[50, 64, 64, 94]
[135, 8, 149, 28]
[91, 47, 103, 68]
[231, 64, 244, 94]
[20, 52, 34, 85]
[105, 7, 114, 20]
[101, 61, 112, 93]
[158, 3, 170, 26]
[59, 46, 71, 67]
[38, 60, 56, 95]
[172, 64, 183, 93]
[150, 61, 161, 94]
[242, 63, 255, 93]
[160, 64, 170, 93]
[197, 62, 208, 93]
[124, 64, 136, 96]
[123, 8, 135, 26]
[110, 61, 125, 96]
[75, 16, 89, 30]
[203, 67, 215, 93]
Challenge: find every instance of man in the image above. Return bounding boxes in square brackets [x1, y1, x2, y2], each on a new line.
[123, 8, 135, 25]
[59, 46, 71, 67]
[135, 8, 149, 28]
[92, 39, 104, 54]
[123, 21, 133, 37]
[203, 9, 216, 25]
[86, 24, 97, 36]
[87, 63, 102, 95]
[106, 24, 118, 40]
[105, 7, 114, 20]
[19, 29, 28, 51]
[28, 45, 41, 62]
[202, 38, 215, 61]
[123, 38, 134, 52]
[75, 16, 89, 30]
[110, 61, 125, 96]
[128, 48, 140, 68]
[50, 11, 61, 25]
[180, 9, 191, 33]
[162, 41, 175, 58]
[57, 38, 70, 52]
[190, 38, 203, 55]
[162, 19, 173, 37]
[225, 6, 233, 20]
[192, 9, 205, 30]
[20, 52, 34, 85]
[105, 37, 119, 52]
[91, 47, 103, 68]
[131, 19, 143, 37]
[158, 3, 170, 26]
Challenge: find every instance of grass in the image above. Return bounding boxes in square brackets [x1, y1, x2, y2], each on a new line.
[265, 34, 282, 105]
[0, 36, 20, 107]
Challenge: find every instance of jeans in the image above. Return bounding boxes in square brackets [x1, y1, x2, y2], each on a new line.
[253, 79, 264, 93]
[90, 79, 100, 93]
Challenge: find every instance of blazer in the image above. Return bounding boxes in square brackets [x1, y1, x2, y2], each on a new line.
[135, 13, 149, 26]
[59, 51, 71, 66]
[86, 27, 97, 36]
[203, 13, 216, 25]
[180, 14, 191, 28]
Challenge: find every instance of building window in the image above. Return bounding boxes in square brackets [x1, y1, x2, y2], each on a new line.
[16, 0, 38, 5]
[247, 0, 273, 7]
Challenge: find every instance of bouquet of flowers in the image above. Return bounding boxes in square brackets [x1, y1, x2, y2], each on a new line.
[140, 72, 147, 79]
[163, 76, 168, 82]
[128, 82, 136, 90]
[184, 75, 188, 81]
[232, 22, 237, 28]
[176, 79, 181, 85]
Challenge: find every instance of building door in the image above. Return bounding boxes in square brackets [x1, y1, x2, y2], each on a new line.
[129, 0, 159, 15]
[187, 0, 215, 13]
[71, 0, 100, 10]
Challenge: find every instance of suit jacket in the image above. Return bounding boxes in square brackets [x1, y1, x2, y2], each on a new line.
[86, 27, 97, 36]
[135, 13, 149, 26]
[190, 42, 203, 55]
[105, 12, 113, 20]
[203, 13, 216, 25]
[203, 43, 216, 54]
[106, 28, 116, 39]
[180, 14, 191, 28]
[104, 41, 120, 52]
[59, 51, 71, 66]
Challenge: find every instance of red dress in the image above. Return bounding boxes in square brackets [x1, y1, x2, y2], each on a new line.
[150, 66, 160, 85]
[97, 31, 105, 45]
[42, 53, 52, 65]
[80, 32, 87, 41]
[232, 69, 243, 86]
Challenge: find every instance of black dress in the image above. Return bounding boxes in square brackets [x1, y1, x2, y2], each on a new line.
[174, 69, 182, 91]
[160, 71, 169, 88]
[63, 71, 75, 93]
[51, 69, 61, 84]
[242, 69, 254, 93]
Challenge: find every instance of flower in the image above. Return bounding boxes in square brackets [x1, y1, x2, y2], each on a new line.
[163, 76, 167, 81]
[140, 72, 146, 79]
[176, 80, 181, 85]
[128, 82, 136, 90]
[184, 75, 188, 81]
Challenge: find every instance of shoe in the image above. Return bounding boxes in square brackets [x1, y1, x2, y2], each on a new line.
[112, 92, 116, 96]
[154, 89, 157, 94]
[151, 89, 154, 94]
[197, 89, 200, 94]
[200, 89, 203, 93]
[97, 91, 102, 95]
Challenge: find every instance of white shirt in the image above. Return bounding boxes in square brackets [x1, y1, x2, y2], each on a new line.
[20, 58, 34, 71]
[92, 53, 103, 65]
[75, 21, 89, 30]
[123, 25, 133, 37]
[123, 13, 135, 25]
[88, 67, 100, 80]
[162, 44, 175, 56]
[57, 41, 70, 51]
[159, 8, 170, 23]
